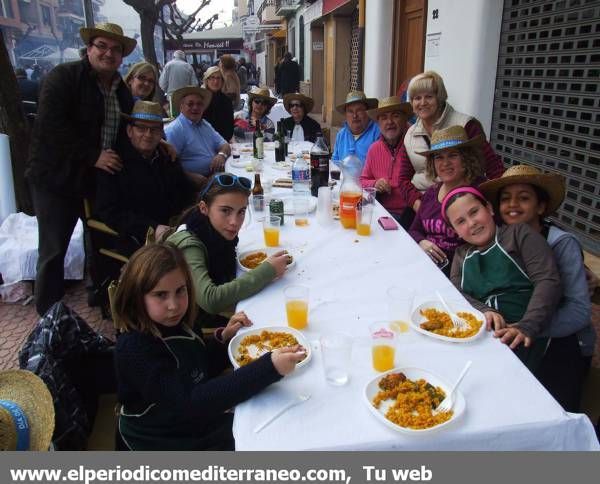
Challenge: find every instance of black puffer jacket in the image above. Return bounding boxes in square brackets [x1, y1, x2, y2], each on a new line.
[26, 57, 133, 197]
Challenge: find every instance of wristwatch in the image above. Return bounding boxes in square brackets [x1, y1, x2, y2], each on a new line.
[217, 151, 228, 159]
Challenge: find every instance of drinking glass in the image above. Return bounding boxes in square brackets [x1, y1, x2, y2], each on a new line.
[355, 203, 373, 236]
[386, 286, 414, 331]
[320, 333, 352, 386]
[284, 285, 309, 330]
[263, 215, 281, 247]
[251, 195, 265, 221]
[370, 322, 396, 372]
[294, 196, 310, 227]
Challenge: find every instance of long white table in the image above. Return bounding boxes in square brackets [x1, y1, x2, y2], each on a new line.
[226, 152, 599, 451]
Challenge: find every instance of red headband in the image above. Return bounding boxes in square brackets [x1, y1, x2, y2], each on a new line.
[441, 186, 487, 223]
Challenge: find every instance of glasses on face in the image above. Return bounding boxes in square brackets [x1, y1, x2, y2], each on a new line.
[207, 76, 222, 82]
[132, 124, 163, 135]
[91, 42, 123, 56]
[289, 103, 303, 109]
[135, 74, 155, 85]
[253, 99, 268, 106]
[200, 173, 252, 199]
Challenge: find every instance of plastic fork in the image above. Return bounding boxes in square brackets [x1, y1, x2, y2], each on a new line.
[253, 394, 311, 433]
[435, 360, 472, 414]
[435, 291, 469, 330]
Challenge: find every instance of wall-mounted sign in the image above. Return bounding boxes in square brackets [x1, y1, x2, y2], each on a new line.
[426, 32, 441, 58]
[165, 38, 244, 52]
[312, 41, 323, 51]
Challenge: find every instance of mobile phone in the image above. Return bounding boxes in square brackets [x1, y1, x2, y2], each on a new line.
[378, 216, 398, 230]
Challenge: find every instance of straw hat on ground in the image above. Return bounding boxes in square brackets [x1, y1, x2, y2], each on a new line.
[335, 91, 378, 114]
[248, 86, 277, 108]
[0, 370, 54, 451]
[367, 95, 413, 119]
[171, 86, 213, 112]
[121, 100, 167, 124]
[416, 125, 484, 156]
[479, 164, 566, 215]
[80, 22, 136, 56]
[283, 93, 314, 113]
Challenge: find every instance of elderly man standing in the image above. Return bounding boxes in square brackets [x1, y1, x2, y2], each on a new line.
[159, 50, 198, 100]
[165, 86, 231, 183]
[360, 96, 416, 229]
[26, 22, 135, 316]
[95, 101, 196, 255]
[331, 91, 380, 168]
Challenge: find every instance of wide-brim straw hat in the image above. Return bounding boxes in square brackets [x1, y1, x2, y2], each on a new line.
[416, 125, 484, 156]
[121, 100, 167, 124]
[283, 93, 314, 114]
[203, 65, 223, 83]
[367, 95, 413, 119]
[80, 22, 136, 57]
[0, 370, 54, 451]
[479, 164, 566, 215]
[248, 86, 277, 107]
[335, 91, 378, 114]
[171, 86, 213, 111]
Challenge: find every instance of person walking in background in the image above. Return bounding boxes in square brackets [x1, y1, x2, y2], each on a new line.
[159, 50, 198, 106]
[237, 57, 248, 94]
[277, 52, 300, 96]
[219, 54, 241, 110]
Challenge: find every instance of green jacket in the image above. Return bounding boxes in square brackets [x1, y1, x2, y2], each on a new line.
[167, 230, 275, 316]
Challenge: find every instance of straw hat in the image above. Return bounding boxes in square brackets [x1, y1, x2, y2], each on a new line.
[121, 100, 167, 124]
[202, 65, 223, 83]
[479, 164, 566, 215]
[171, 86, 213, 112]
[283, 93, 314, 114]
[416, 125, 483, 156]
[248, 86, 277, 108]
[335, 91, 378, 114]
[0, 370, 54, 451]
[80, 23, 136, 56]
[367, 96, 413, 119]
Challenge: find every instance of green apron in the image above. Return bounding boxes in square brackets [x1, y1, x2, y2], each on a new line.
[461, 231, 548, 370]
[119, 326, 233, 450]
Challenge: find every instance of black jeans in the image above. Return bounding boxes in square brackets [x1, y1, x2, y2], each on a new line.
[31, 184, 82, 316]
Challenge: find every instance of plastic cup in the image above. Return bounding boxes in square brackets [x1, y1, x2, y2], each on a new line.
[362, 187, 377, 205]
[262, 178, 273, 196]
[387, 286, 414, 330]
[370, 322, 396, 372]
[263, 215, 281, 247]
[320, 333, 352, 386]
[317, 186, 332, 226]
[252, 195, 265, 221]
[355, 203, 373, 236]
[284, 285, 309, 330]
[294, 196, 310, 227]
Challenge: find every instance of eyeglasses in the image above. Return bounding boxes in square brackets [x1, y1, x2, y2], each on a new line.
[135, 75, 155, 85]
[207, 76, 223, 82]
[200, 173, 252, 198]
[91, 42, 123, 56]
[253, 99, 268, 105]
[132, 124, 163, 135]
[289, 103, 303, 108]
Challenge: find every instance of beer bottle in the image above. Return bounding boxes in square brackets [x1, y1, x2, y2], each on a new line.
[252, 173, 264, 211]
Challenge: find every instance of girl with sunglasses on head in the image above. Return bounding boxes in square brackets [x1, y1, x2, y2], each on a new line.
[167, 173, 290, 326]
[442, 186, 562, 371]
[113, 243, 305, 450]
[480, 166, 595, 411]
[233, 87, 276, 141]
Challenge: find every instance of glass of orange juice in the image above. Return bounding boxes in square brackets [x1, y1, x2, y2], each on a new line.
[370, 322, 396, 372]
[263, 215, 281, 247]
[355, 202, 373, 236]
[284, 285, 309, 330]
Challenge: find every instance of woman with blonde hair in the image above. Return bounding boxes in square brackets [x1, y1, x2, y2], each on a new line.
[218, 55, 241, 109]
[202, 66, 234, 141]
[398, 71, 504, 213]
[124, 62, 159, 101]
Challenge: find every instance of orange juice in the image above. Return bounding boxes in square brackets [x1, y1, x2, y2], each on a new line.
[295, 218, 309, 226]
[286, 300, 308, 329]
[372, 344, 395, 372]
[263, 227, 280, 247]
[356, 223, 371, 236]
[339, 191, 362, 229]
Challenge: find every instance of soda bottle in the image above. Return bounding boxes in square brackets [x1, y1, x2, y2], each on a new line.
[292, 152, 311, 198]
[310, 133, 330, 197]
[339, 150, 363, 229]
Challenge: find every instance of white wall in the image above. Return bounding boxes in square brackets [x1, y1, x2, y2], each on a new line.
[256, 51, 266, 85]
[363, 0, 394, 98]
[424, 0, 503, 135]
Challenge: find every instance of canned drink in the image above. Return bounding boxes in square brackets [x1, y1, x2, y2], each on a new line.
[269, 199, 285, 225]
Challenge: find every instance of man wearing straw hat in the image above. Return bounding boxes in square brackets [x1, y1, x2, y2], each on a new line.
[26, 22, 136, 316]
[331, 91, 380, 168]
[165, 86, 231, 180]
[360, 96, 415, 228]
[95, 101, 196, 255]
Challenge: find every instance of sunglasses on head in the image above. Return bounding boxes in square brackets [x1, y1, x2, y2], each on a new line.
[200, 173, 252, 198]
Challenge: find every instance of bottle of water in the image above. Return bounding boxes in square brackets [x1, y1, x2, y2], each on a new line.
[292, 152, 311, 197]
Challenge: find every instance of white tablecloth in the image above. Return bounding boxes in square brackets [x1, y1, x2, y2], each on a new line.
[226, 153, 600, 451]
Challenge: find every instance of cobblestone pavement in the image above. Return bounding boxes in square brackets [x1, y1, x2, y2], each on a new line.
[1, 280, 599, 370]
